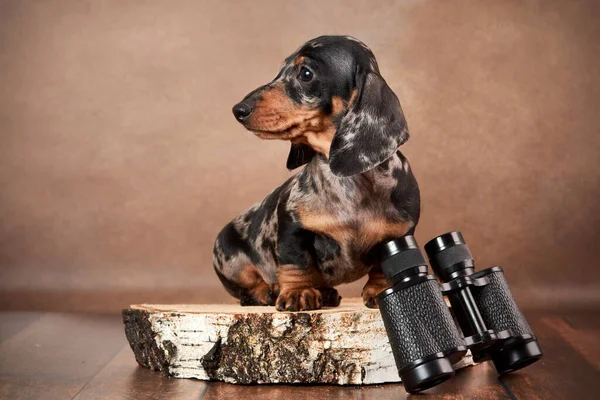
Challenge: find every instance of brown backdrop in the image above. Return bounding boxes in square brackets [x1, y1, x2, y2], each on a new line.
[1, 0, 598, 312]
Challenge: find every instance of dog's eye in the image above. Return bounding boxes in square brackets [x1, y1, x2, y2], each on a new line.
[298, 66, 313, 82]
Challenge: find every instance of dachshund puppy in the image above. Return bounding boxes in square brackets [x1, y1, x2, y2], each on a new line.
[213, 35, 420, 311]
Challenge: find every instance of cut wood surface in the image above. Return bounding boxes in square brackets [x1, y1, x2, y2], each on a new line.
[122, 298, 474, 385]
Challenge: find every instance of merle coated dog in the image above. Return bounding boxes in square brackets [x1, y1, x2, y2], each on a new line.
[213, 36, 420, 311]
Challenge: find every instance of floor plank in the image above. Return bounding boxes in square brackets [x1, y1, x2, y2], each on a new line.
[0, 313, 125, 400]
[0, 312, 42, 343]
[562, 310, 600, 330]
[347, 362, 510, 400]
[201, 363, 510, 400]
[499, 316, 600, 400]
[202, 382, 358, 400]
[544, 317, 600, 370]
[73, 346, 207, 400]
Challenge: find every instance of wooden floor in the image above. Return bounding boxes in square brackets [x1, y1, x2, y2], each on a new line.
[0, 310, 598, 400]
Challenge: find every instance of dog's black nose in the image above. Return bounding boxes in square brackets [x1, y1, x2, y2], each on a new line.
[232, 103, 252, 121]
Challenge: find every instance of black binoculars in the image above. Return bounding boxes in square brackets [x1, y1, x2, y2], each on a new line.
[374, 231, 542, 394]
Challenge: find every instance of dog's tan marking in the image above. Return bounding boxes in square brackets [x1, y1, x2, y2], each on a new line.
[248, 84, 322, 139]
[362, 268, 388, 308]
[356, 218, 413, 250]
[248, 84, 358, 159]
[331, 96, 346, 115]
[275, 264, 326, 311]
[249, 89, 352, 158]
[287, 95, 348, 157]
[292, 129, 335, 157]
[238, 264, 274, 305]
[277, 264, 327, 288]
[297, 207, 413, 252]
[348, 88, 358, 108]
[294, 55, 305, 66]
[296, 209, 353, 243]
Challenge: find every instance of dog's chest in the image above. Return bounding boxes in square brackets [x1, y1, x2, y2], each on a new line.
[298, 162, 410, 238]
[296, 175, 413, 284]
[300, 204, 411, 285]
[299, 201, 410, 251]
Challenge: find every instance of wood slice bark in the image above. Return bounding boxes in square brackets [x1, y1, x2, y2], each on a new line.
[122, 298, 474, 385]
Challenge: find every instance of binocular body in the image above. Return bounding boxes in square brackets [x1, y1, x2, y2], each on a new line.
[375, 232, 542, 394]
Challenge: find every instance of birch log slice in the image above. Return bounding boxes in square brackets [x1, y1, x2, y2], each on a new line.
[122, 298, 473, 385]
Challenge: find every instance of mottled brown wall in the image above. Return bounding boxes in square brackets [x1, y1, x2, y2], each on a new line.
[1, 0, 598, 312]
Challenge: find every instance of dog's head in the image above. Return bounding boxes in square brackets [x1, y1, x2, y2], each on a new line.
[232, 35, 409, 177]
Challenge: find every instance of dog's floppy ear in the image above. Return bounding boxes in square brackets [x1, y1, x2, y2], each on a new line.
[329, 71, 409, 177]
[286, 143, 317, 170]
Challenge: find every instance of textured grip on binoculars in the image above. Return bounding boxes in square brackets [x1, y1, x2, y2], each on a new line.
[378, 279, 465, 370]
[471, 270, 532, 336]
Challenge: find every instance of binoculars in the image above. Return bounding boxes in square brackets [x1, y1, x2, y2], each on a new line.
[375, 231, 542, 394]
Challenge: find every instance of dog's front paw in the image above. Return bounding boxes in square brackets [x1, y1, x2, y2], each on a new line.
[275, 288, 323, 311]
[362, 284, 387, 309]
[240, 283, 279, 306]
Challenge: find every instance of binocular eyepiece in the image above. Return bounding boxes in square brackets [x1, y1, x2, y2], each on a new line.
[374, 232, 542, 394]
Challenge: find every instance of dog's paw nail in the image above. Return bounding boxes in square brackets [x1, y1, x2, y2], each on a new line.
[285, 295, 298, 311]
